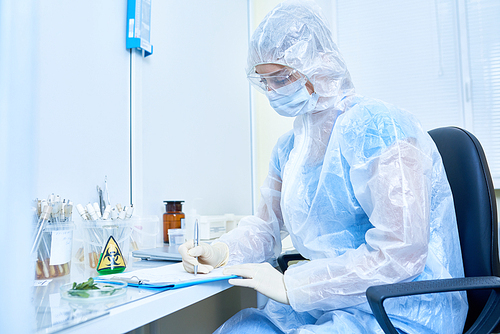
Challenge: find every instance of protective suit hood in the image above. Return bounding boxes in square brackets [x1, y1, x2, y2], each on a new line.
[247, 0, 355, 111]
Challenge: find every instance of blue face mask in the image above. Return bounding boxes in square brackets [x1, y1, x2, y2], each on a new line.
[267, 79, 319, 117]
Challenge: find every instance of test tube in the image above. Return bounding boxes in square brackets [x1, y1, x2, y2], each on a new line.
[76, 204, 88, 220]
[125, 205, 134, 219]
[118, 208, 127, 220]
[36, 248, 50, 279]
[110, 208, 118, 220]
[86, 203, 98, 221]
[102, 205, 111, 220]
[93, 202, 102, 219]
[31, 205, 52, 255]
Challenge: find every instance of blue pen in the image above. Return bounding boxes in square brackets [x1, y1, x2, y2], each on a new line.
[194, 219, 199, 276]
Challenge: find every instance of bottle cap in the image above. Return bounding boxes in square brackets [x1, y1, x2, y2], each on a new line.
[163, 200, 184, 212]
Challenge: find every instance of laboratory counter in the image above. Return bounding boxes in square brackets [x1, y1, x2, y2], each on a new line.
[34, 259, 257, 334]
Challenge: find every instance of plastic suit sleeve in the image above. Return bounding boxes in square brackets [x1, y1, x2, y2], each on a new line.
[284, 139, 432, 312]
[218, 144, 287, 265]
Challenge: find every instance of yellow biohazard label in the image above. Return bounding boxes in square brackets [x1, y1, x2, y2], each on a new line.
[97, 236, 126, 272]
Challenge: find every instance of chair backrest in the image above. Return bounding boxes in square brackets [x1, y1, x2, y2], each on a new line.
[428, 126, 500, 331]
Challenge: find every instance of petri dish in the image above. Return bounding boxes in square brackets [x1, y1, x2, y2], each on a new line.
[60, 280, 127, 302]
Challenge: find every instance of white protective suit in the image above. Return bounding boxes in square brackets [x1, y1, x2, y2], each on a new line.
[215, 0, 468, 333]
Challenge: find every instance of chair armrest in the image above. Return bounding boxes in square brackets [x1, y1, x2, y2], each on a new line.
[277, 253, 306, 272]
[366, 276, 500, 334]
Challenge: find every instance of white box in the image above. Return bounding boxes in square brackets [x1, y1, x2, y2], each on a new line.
[199, 215, 227, 240]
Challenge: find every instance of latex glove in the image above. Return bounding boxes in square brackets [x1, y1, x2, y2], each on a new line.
[224, 262, 289, 305]
[178, 240, 229, 274]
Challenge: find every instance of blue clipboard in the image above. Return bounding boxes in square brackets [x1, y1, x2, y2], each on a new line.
[95, 275, 239, 291]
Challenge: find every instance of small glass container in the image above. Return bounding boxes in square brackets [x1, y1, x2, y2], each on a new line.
[163, 201, 185, 243]
[35, 222, 75, 280]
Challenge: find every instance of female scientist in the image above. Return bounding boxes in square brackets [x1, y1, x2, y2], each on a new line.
[179, 0, 468, 332]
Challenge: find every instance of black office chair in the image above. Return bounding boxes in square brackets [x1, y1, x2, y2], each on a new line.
[367, 126, 500, 333]
[278, 127, 500, 333]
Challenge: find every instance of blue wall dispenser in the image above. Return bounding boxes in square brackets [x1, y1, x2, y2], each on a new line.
[126, 0, 153, 57]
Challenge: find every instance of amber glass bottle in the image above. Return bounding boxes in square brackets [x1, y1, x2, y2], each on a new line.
[163, 201, 185, 243]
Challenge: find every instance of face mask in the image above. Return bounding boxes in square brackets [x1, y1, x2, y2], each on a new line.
[267, 79, 319, 117]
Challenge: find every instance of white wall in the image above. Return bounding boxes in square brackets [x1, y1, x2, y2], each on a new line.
[36, 1, 131, 209]
[134, 1, 253, 219]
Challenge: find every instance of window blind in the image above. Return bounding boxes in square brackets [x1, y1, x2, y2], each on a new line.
[335, 0, 500, 186]
[466, 0, 500, 184]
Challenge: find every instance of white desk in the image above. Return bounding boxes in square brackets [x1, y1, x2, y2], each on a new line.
[34, 260, 234, 334]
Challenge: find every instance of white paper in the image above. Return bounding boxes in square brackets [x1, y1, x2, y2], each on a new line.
[101, 262, 230, 284]
[49, 230, 72, 265]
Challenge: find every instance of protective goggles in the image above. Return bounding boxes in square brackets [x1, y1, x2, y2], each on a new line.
[247, 66, 307, 93]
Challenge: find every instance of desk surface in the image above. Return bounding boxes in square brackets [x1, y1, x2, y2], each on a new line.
[34, 259, 233, 334]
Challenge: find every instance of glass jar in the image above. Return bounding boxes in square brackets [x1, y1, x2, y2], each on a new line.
[163, 201, 185, 243]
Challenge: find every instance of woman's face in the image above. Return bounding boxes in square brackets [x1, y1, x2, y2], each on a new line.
[255, 64, 314, 94]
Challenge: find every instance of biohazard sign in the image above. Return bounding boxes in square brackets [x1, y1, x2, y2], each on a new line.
[97, 236, 126, 274]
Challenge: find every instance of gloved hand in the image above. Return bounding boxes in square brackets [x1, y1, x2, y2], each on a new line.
[178, 240, 229, 274]
[224, 262, 289, 305]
